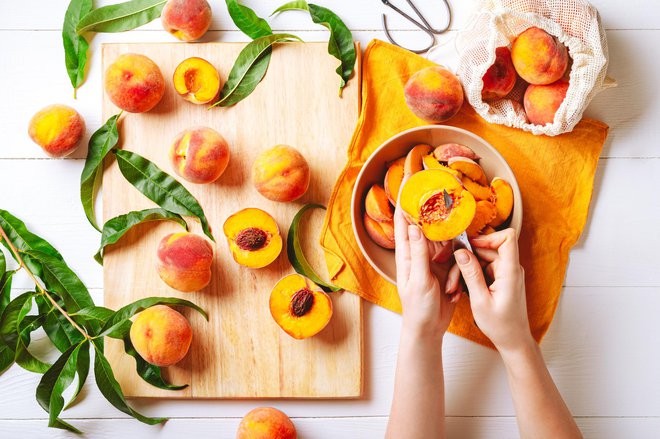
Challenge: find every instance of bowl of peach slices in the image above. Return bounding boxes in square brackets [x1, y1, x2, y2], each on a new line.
[351, 125, 523, 284]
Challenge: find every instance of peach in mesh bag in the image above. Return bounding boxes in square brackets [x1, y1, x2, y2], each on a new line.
[456, 0, 613, 136]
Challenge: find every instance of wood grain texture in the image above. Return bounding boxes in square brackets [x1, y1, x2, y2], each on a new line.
[101, 42, 362, 398]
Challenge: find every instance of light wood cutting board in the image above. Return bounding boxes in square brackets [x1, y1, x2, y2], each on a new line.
[101, 42, 362, 398]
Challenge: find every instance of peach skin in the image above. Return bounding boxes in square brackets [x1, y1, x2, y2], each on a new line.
[169, 127, 230, 184]
[156, 232, 214, 292]
[404, 66, 464, 123]
[129, 305, 193, 367]
[511, 27, 568, 85]
[161, 0, 212, 42]
[104, 53, 165, 113]
[28, 104, 85, 157]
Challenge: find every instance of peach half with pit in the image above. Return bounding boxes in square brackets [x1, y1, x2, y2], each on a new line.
[129, 305, 193, 367]
[269, 274, 333, 340]
[156, 232, 214, 292]
[173, 57, 221, 104]
[104, 53, 165, 113]
[28, 104, 85, 158]
[237, 407, 297, 439]
[511, 27, 568, 85]
[223, 208, 282, 268]
[169, 127, 230, 184]
[400, 169, 476, 241]
[252, 145, 310, 202]
[161, 0, 212, 42]
[404, 66, 464, 123]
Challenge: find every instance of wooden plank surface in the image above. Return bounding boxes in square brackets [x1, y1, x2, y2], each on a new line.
[101, 42, 362, 398]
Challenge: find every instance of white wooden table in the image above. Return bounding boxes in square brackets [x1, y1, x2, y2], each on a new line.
[0, 1, 658, 437]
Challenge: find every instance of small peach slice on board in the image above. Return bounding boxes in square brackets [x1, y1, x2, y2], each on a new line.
[173, 57, 221, 104]
[223, 208, 283, 268]
[400, 169, 476, 241]
[422, 153, 462, 177]
[434, 143, 481, 162]
[448, 157, 488, 185]
[490, 177, 514, 227]
[363, 213, 395, 249]
[130, 305, 192, 367]
[466, 200, 498, 238]
[462, 176, 493, 201]
[404, 144, 433, 175]
[384, 156, 406, 205]
[269, 274, 333, 340]
[365, 184, 393, 222]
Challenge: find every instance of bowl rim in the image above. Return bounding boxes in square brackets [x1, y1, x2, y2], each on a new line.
[350, 124, 524, 285]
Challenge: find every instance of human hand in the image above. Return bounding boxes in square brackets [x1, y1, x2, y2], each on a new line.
[394, 203, 457, 340]
[453, 229, 533, 353]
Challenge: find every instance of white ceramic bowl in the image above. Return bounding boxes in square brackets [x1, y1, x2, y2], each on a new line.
[351, 125, 523, 285]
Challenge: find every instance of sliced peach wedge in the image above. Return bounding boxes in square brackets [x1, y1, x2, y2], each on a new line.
[384, 156, 406, 205]
[223, 208, 283, 268]
[173, 57, 221, 105]
[269, 274, 333, 339]
[404, 144, 433, 175]
[448, 157, 488, 185]
[400, 169, 476, 241]
[433, 143, 481, 162]
[466, 200, 498, 238]
[422, 153, 462, 177]
[490, 177, 514, 227]
[365, 184, 393, 222]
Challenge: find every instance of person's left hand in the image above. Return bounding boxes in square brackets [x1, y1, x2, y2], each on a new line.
[394, 202, 459, 339]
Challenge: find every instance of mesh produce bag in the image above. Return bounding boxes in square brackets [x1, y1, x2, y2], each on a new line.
[456, 0, 612, 136]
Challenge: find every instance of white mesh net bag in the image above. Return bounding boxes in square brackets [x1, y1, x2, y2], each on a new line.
[455, 0, 612, 136]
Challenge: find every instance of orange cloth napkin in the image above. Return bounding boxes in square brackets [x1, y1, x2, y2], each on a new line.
[320, 40, 609, 348]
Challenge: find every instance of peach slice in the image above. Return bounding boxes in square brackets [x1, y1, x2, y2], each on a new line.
[462, 176, 493, 201]
[365, 184, 393, 222]
[422, 153, 462, 177]
[363, 213, 395, 249]
[400, 169, 476, 241]
[404, 144, 433, 175]
[223, 208, 282, 269]
[173, 57, 221, 104]
[433, 143, 481, 162]
[448, 157, 487, 185]
[490, 177, 514, 227]
[269, 274, 333, 340]
[466, 200, 498, 238]
[384, 156, 406, 205]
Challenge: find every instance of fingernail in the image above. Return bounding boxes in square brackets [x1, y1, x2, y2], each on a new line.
[455, 250, 469, 265]
[408, 225, 421, 240]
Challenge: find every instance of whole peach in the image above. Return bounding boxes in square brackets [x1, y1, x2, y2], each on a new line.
[511, 27, 568, 85]
[156, 232, 214, 292]
[129, 305, 192, 367]
[404, 66, 464, 123]
[524, 79, 569, 125]
[170, 127, 230, 184]
[252, 145, 310, 202]
[482, 47, 517, 101]
[162, 0, 212, 42]
[28, 104, 85, 157]
[237, 407, 297, 439]
[104, 53, 165, 113]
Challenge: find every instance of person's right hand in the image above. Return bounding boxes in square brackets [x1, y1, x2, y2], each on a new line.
[453, 229, 533, 353]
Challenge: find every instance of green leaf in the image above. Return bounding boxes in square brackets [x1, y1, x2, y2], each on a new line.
[95, 208, 188, 264]
[0, 291, 35, 348]
[0, 343, 13, 374]
[77, 0, 167, 34]
[226, 0, 272, 39]
[70, 306, 116, 328]
[272, 2, 356, 95]
[0, 209, 63, 266]
[0, 249, 5, 275]
[92, 342, 167, 425]
[80, 113, 122, 231]
[66, 339, 90, 410]
[212, 33, 302, 108]
[122, 326, 187, 390]
[100, 296, 208, 337]
[0, 270, 15, 314]
[113, 150, 214, 241]
[35, 295, 85, 352]
[287, 204, 341, 292]
[62, 0, 92, 97]
[36, 341, 86, 433]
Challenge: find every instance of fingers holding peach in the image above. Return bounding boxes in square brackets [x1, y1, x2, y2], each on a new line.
[28, 104, 85, 157]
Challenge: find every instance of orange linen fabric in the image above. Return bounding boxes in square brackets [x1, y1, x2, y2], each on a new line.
[320, 40, 609, 348]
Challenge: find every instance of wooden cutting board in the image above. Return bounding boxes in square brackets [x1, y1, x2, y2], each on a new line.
[101, 42, 362, 398]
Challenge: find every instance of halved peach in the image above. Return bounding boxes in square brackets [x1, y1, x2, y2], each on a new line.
[269, 274, 333, 339]
[384, 157, 406, 205]
[223, 208, 282, 268]
[363, 213, 395, 249]
[462, 176, 493, 201]
[448, 157, 487, 185]
[422, 153, 462, 177]
[173, 57, 221, 105]
[490, 177, 514, 227]
[365, 184, 393, 222]
[466, 200, 498, 238]
[404, 144, 433, 175]
[400, 169, 476, 241]
[434, 143, 481, 162]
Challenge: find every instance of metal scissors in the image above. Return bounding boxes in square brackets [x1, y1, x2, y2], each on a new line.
[381, 0, 452, 54]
